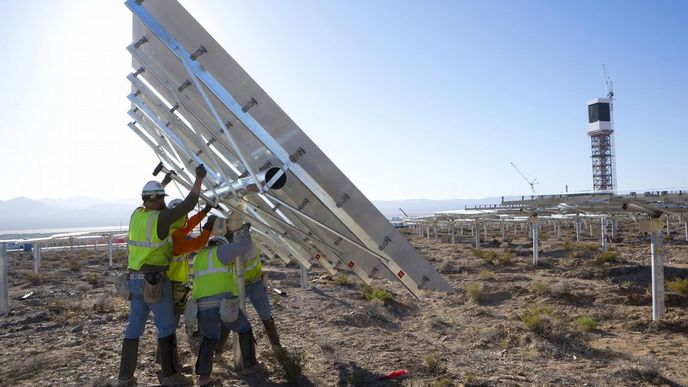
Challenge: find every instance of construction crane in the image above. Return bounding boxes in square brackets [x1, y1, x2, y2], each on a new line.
[602, 64, 614, 100]
[510, 162, 538, 195]
[399, 208, 410, 218]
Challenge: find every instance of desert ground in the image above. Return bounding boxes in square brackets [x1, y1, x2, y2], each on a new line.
[1, 217, 688, 386]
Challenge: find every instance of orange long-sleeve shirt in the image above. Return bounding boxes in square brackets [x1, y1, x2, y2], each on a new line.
[172, 210, 211, 256]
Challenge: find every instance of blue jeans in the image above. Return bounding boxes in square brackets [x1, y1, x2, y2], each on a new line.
[123, 277, 176, 339]
[246, 279, 272, 321]
[198, 306, 251, 340]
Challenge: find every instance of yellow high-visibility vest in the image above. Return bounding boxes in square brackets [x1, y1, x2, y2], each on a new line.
[166, 217, 188, 282]
[192, 246, 236, 300]
[127, 208, 172, 270]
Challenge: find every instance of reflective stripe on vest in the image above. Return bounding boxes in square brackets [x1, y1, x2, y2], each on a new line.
[192, 246, 237, 299]
[243, 245, 262, 283]
[127, 208, 172, 270]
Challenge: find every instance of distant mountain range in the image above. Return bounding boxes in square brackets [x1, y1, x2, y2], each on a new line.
[0, 197, 139, 232]
[0, 196, 504, 232]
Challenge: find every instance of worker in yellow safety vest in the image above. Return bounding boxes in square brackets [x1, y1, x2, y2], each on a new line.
[154, 199, 217, 378]
[192, 226, 258, 385]
[116, 164, 206, 387]
[215, 207, 284, 357]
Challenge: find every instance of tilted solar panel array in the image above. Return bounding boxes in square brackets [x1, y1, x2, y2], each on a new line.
[124, 0, 451, 296]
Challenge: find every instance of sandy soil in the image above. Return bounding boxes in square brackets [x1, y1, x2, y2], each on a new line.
[1, 218, 688, 386]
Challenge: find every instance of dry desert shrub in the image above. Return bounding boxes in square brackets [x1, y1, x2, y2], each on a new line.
[595, 250, 617, 264]
[520, 305, 554, 331]
[333, 273, 351, 286]
[362, 286, 392, 304]
[466, 282, 484, 303]
[424, 352, 446, 375]
[275, 348, 305, 385]
[576, 315, 598, 331]
[532, 279, 550, 296]
[478, 269, 495, 281]
[666, 277, 688, 295]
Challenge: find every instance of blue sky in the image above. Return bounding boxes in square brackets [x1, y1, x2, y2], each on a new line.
[0, 0, 686, 201]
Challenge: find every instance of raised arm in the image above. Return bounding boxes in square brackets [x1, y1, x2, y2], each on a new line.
[157, 165, 206, 240]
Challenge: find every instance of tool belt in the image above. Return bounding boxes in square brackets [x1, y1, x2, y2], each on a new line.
[131, 271, 166, 304]
[171, 281, 191, 315]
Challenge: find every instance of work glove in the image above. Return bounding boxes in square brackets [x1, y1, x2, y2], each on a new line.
[202, 203, 214, 213]
[202, 215, 218, 231]
[195, 164, 207, 179]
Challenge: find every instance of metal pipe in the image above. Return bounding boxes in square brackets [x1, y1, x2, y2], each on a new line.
[601, 217, 608, 252]
[650, 231, 666, 321]
[33, 242, 41, 273]
[1, 243, 8, 315]
[300, 264, 308, 289]
[532, 222, 539, 265]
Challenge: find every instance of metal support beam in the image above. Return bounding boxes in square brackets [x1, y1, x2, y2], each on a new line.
[33, 243, 41, 273]
[474, 222, 480, 249]
[600, 217, 608, 252]
[1, 243, 8, 315]
[611, 216, 618, 239]
[108, 234, 113, 268]
[450, 223, 455, 245]
[300, 264, 308, 289]
[650, 231, 666, 321]
[575, 216, 580, 242]
[532, 222, 539, 265]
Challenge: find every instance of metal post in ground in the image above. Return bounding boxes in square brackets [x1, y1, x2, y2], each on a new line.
[556, 223, 561, 240]
[433, 224, 437, 240]
[1, 243, 9, 315]
[483, 224, 487, 240]
[450, 222, 455, 245]
[575, 216, 580, 243]
[33, 242, 41, 273]
[531, 219, 539, 265]
[474, 221, 480, 249]
[611, 216, 618, 240]
[650, 230, 666, 321]
[501, 221, 505, 240]
[666, 215, 671, 236]
[108, 234, 113, 268]
[300, 264, 308, 289]
[600, 217, 608, 252]
[684, 220, 688, 242]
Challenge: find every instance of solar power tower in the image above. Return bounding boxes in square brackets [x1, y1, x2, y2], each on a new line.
[124, 0, 451, 297]
[587, 68, 617, 193]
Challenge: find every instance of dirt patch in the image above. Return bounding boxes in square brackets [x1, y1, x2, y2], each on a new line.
[1, 218, 688, 385]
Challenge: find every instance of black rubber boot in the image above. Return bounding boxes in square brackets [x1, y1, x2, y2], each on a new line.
[215, 324, 231, 354]
[195, 336, 217, 385]
[262, 318, 281, 346]
[159, 334, 193, 385]
[238, 329, 258, 373]
[117, 338, 139, 386]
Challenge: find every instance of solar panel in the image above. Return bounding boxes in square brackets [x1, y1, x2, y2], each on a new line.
[124, 0, 451, 296]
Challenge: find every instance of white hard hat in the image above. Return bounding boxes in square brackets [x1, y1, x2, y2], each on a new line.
[208, 236, 229, 247]
[141, 181, 167, 197]
[168, 198, 183, 208]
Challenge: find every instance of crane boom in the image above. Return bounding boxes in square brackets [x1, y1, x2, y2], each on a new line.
[510, 162, 538, 195]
